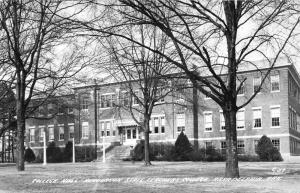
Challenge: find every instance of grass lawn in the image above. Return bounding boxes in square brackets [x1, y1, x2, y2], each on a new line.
[0, 161, 300, 193]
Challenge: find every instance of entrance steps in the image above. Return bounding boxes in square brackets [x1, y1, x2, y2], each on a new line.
[97, 145, 132, 162]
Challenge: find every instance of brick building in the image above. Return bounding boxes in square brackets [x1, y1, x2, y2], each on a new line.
[25, 64, 300, 160]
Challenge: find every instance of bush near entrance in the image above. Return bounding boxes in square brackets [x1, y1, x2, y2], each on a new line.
[256, 135, 283, 161]
[24, 147, 36, 162]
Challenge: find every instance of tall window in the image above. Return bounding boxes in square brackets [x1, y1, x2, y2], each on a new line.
[133, 91, 139, 105]
[106, 121, 111, 136]
[237, 140, 245, 154]
[237, 80, 245, 95]
[39, 127, 44, 141]
[59, 125, 64, 141]
[81, 97, 89, 111]
[253, 108, 262, 128]
[271, 74, 280, 91]
[120, 92, 129, 106]
[47, 103, 54, 116]
[38, 106, 44, 117]
[69, 124, 74, 139]
[30, 129, 35, 142]
[154, 117, 159, 133]
[271, 107, 280, 127]
[81, 122, 89, 139]
[48, 126, 54, 141]
[100, 94, 116, 108]
[68, 107, 73, 114]
[176, 113, 185, 133]
[161, 116, 165, 133]
[100, 122, 105, 137]
[204, 112, 213, 131]
[253, 76, 261, 93]
[272, 139, 280, 151]
[220, 112, 225, 130]
[254, 140, 259, 152]
[236, 110, 245, 129]
[220, 141, 226, 154]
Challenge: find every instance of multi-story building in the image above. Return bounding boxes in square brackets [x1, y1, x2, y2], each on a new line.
[25, 64, 300, 160]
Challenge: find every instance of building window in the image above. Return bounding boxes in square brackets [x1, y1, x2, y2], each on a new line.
[272, 139, 280, 151]
[81, 122, 89, 139]
[237, 80, 245, 95]
[120, 92, 129, 106]
[154, 117, 159, 133]
[106, 121, 111, 136]
[176, 113, 185, 133]
[81, 97, 89, 111]
[48, 126, 54, 141]
[100, 122, 105, 137]
[161, 116, 165, 133]
[69, 124, 74, 139]
[133, 91, 139, 105]
[271, 107, 280, 127]
[253, 76, 261, 93]
[59, 126, 64, 141]
[205, 141, 213, 149]
[39, 127, 44, 142]
[100, 94, 116, 108]
[253, 108, 262, 128]
[220, 112, 225, 130]
[58, 105, 64, 115]
[271, 74, 280, 91]
[236, 110, 245, 129]
[37, 106, 44, 117]
[30, 129, 35, 142]
[156, 87, 165, 102]
[220, 141, 226, 154]
[237, 140, 245, 154]
[47, 104, 54, 117]
[204, 112, 213, 131]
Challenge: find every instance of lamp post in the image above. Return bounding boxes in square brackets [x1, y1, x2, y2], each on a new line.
[72, 137, 75, 163]
[103, 133, 105, 163]
[43, 131, 46, 165]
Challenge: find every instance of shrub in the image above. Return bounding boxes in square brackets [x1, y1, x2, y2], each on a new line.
[24, 147, 36, 162]
[173, 131, 193, 161]
[46, 141, 63, 163]
[63, 141, 73, 162]
[256, 135, 283, 161]
[238, 154, 260, 162]
[75, 146, 96, 162]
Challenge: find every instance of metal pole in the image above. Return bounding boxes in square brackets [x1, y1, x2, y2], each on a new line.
[103, 134, 105, 163]
[43, 131, 46, 165]
[72, 137, 75, 163]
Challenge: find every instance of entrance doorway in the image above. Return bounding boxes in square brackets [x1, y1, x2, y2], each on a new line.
[118, 126, 138, 145]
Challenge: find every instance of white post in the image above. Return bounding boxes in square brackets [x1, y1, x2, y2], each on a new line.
[43, 131, 46, 165]
[103, 134, 105, 163]
[72, 138, 75, 163]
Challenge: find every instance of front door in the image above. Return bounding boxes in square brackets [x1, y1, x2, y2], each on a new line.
[125, 126, 138, 145]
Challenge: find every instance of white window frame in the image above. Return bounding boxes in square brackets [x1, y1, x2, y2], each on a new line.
[58, 124, 64, 141]
[48, 125, 54, 141]
[29, 127, 35, 142]
[81, 122, 89, 139]
[68, 123, 74, 139]
[252, 107, 262, 129]
[253, 76, 261, 93]
[220, 110, 225, 131]
[204, 111, 213, 132]
[271, 74, 280, 92]
[176, 113, 185, 133]
[39, 126, 45, 142]
[236, 109, 245, 130]
[270, 105, 280, 128]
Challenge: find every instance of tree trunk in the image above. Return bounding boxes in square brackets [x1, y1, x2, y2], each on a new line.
[192, 81, 199, 150]
[16, 74, 26, 171]
[143, 115, 151, 166]
[224, 109, 239, 178]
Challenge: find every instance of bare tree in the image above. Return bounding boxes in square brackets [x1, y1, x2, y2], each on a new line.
[0, 0, 90, 171]
[99, 23, 180, 165]
[73, 0, 300, 177]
